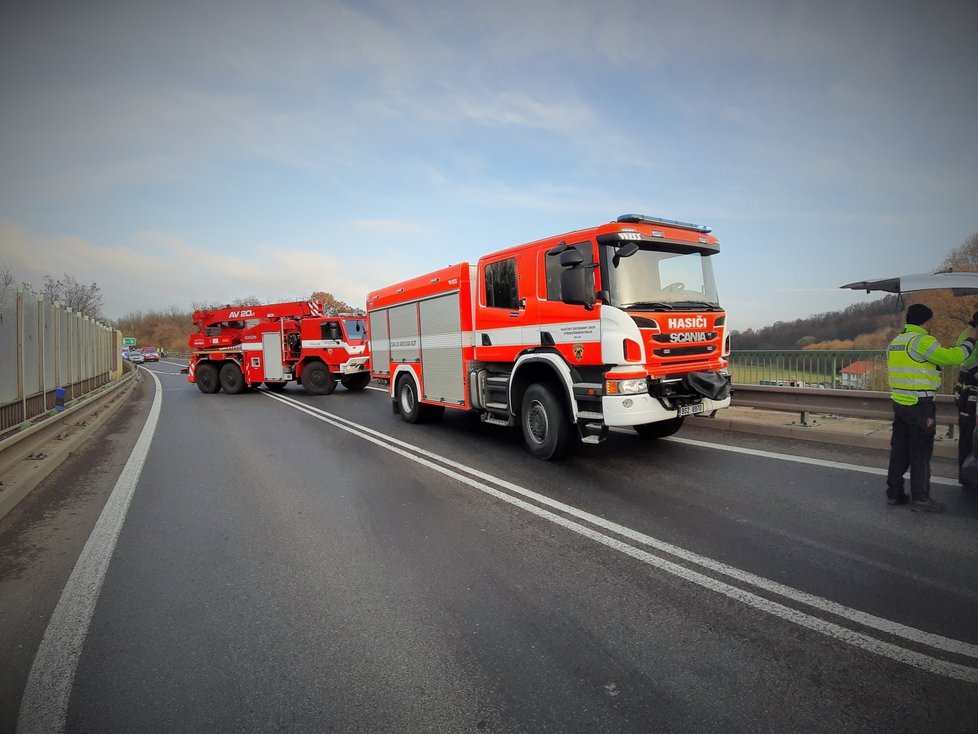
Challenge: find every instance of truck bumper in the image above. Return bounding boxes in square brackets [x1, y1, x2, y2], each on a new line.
[601, 394, 731, 427]
[340, 357, 370, 374]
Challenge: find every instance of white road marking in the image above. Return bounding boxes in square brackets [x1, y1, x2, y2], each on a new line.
[263, 390, 978, 683]
[18, 371, 163, 734]
[664, 435, 958, 486]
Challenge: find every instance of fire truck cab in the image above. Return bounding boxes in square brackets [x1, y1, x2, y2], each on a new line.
[367, 214, 731, 459]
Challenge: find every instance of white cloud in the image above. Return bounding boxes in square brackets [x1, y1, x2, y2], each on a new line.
[0, 220, 413, 320]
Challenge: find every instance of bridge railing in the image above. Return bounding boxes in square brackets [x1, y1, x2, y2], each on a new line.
[0, 285, 121, 435]
[728, 350, 957, 394]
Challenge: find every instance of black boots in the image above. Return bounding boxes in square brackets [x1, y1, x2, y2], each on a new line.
[910, 497, 945, 513]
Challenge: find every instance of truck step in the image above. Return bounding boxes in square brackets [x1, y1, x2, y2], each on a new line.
[486, 375, 510, 386]
[578, 422, 608, 444]
[485, 402, 509, 411]
[577, 411, 603, 420]
[481, 413, 514, 427]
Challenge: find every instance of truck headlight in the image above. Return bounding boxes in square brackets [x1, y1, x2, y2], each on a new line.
[606, 377, 648, 395]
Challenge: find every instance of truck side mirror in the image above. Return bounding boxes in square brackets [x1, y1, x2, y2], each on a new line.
[559, 249, 584, 267]
[560, 266, 596, 310]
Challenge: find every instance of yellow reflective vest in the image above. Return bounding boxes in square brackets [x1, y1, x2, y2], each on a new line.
[957, 328, 978, 383]
[888, 325, 974, 405]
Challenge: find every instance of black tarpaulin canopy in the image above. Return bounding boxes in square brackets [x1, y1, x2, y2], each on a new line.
[840, 271, 978, 296]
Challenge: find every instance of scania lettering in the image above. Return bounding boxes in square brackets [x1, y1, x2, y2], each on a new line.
[367, 214, 732, 460]
[184, 299, 371, 396]
[670, 332, 713, 343]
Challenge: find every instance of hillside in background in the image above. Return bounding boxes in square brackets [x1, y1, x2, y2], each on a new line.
[731, 295, 906, 350]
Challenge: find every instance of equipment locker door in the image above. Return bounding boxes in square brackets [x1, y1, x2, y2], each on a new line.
[419, 293, 464, 404]
[369, 309, 391, 375]
[388, 303, 421, 364]
[262, 332, 288, 380]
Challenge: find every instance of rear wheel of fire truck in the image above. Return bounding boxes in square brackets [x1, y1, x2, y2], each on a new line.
[634, 416, 684, 439]
[396, 375, 443, 424]
[302, 360, 336, 395]
[520, 384, 573, 460]
[340, 372, 371, 392]
[219, 362, 246, 394]
[195, 363, 220, 394]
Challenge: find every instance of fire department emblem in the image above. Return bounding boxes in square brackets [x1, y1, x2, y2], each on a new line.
[572, 344, 584, 361]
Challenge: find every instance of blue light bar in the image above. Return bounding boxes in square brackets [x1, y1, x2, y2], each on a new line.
[617, 214, 712, 234]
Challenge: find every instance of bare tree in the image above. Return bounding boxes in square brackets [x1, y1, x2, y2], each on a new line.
[0, 263, 13, 309]
[908, 232, 978, 344]
[940, 232, 978, 272]
[42, 273, 104, 320]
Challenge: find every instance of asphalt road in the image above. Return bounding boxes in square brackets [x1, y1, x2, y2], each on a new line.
[2, 360, 976, 733]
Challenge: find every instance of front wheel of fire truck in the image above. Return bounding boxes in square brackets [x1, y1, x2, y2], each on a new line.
[340, 372, 371, 392]
[634, 416, 685, 439]
[219, 362, 246, 394]
[195, 363, 220, 394]
[520, 384, 573, 460]
[302, 361, 336, 395]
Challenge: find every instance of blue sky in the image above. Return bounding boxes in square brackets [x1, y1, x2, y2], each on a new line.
[1, 0, 975, 330]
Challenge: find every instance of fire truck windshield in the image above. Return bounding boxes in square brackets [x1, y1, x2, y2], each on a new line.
[343, 318, 367, 340]
[601, 245, 720, 311]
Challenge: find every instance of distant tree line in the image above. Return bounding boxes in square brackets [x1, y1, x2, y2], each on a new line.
[731, 296, 903, 350]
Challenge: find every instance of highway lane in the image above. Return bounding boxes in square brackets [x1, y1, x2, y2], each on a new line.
[8, 360, 978, 732]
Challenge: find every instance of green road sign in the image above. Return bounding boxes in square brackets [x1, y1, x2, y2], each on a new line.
[122, 337, 137, 346]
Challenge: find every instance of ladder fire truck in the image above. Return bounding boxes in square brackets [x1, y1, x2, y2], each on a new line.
[185, 299, 371, 395]
[366, 214, 732, 459]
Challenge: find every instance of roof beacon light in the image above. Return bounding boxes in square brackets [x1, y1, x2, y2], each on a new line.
[617, 214, 712, 234]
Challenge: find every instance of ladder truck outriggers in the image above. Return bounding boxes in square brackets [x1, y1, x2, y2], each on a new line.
[366, 214, 732, 459]
[185, 299, 371, 395]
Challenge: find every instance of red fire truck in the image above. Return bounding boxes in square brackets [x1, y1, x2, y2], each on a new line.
[366, 214, 731, 459]
[185, 299, 371, 395]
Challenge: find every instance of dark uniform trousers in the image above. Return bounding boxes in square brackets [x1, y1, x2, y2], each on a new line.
[886, 399, 937, 500]
[957, 371, 978, 484]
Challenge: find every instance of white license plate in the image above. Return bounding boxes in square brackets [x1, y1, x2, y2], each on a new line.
[678, 403, 705, 417]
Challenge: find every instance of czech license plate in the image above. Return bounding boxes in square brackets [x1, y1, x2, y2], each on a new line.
[678, 403, 705, 417]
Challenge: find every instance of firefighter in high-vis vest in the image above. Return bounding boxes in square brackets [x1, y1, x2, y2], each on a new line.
[953, 311, 978, 486]
[887, 303, 977, 512]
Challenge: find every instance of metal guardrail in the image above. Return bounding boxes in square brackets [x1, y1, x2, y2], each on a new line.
[728, 350, 956, 395]
[732, 384, 956, 425]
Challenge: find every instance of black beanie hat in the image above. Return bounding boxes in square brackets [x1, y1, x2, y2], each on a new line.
[906, 303, 933, 326]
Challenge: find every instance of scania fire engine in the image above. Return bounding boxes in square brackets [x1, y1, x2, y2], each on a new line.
[185, 299, 371, 395]
[366, 214, 731, 459]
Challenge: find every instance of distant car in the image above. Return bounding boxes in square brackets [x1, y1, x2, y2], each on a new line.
[143, 348, 159, 362]
[121, 348, 130, 360]
[129, 349, 145, 364]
